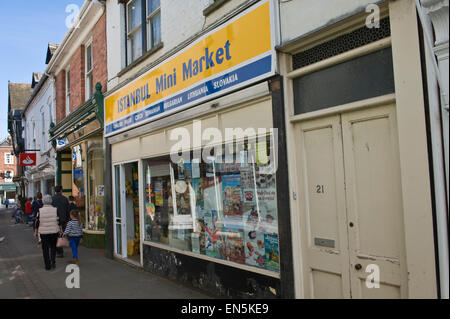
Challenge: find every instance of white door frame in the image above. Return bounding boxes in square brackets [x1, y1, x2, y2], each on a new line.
[112, 160, 143, 266]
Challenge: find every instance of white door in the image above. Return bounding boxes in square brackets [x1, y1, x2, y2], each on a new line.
[295, 103, 407, 298]
[341, 104, 407, 298]
[113, 164, 127, 259]
[295, 114, 351, 298]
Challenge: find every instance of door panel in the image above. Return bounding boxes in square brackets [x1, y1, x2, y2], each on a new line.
[295, 103, 407, 299]
[341, 104, 407, 298]
[295, 115, 351, 299]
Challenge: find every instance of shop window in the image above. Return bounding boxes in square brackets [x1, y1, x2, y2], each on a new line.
[87, 139, 105, 231]
[72, 144, 86, 224]
[293, 47, 395, 115]
[143, 135, 280, 273]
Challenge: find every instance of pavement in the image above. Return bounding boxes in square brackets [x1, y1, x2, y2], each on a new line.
[0, 208, 209, 299]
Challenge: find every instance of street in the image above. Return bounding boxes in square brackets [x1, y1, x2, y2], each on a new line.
[0, 208, 209, 299]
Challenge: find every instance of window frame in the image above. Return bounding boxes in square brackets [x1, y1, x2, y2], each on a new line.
[126, 0, 144, 65]
[5, 153, 14, 165]
[124, 0, 162, 67]
[65, 69, 71, 116]
[4, 170, 14, 182]
[85, 39, 94, 101]
[146, 0, 161, 50]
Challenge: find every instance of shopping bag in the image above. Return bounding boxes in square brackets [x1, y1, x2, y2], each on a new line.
[57, 236, 70, 248]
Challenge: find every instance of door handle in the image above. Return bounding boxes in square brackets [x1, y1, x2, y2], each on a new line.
[355, 263, 362, 271]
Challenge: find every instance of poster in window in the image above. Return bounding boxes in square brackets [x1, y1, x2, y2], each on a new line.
[203, 176, 223, 220]
[243, 207, 265, 267]
[203, 209, 223, 259]
[255, 168, 278, 234]
[264, 234, 280, 271]
[222, 174, 243, 218]
[224, 229, 245, 264]
[240, 166, 256, 205]
[154, 181, 164, 206]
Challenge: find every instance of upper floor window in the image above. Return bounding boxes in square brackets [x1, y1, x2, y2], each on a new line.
[4, 170, 14, 183]
[126, 0, 161, 65]
[127, 0, 143, 64]
[41, 107, 46, 152]
[85, 41, 94, 100]
[147, 0, 161, 50]
[66, 70, 71, 115]
[4, 153, 14, 165]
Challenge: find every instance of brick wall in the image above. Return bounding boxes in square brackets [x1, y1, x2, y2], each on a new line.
[54, 12, 107, 124]
[69, 45, 85, 112]
[55, 71, 66, 124]
[0, 148, 16, 183]
[93, 12, 107, 93]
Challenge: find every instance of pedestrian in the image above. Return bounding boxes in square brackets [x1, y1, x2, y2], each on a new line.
[32, 192, 44, 244]
[68, 196, 78, 212]
[63, 210, 83, 265]
[52, 186, 70, 258]
[14, 204, 23, 224]
[5, 198, 9, 209]
[34, 195, 60, 270]
[25, 197, 33, 225]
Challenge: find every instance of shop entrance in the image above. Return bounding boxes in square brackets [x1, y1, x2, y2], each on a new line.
[294, 103, 407, 298]
[113, 162, 141, 265]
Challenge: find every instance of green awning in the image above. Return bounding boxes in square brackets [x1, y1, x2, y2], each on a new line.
[0, 183, 17, 192]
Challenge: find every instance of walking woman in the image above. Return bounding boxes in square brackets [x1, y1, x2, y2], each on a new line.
[34, 195, 60, 270]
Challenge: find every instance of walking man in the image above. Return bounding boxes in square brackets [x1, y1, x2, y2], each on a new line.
[52, 186, 70, 258]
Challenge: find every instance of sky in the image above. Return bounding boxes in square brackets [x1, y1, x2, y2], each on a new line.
[0, 0, 85, 141]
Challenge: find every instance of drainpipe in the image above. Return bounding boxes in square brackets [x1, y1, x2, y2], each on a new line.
[415, 0, 449, 299]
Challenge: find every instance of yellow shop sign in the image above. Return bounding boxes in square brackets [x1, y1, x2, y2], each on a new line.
[104, 0, 276, 136]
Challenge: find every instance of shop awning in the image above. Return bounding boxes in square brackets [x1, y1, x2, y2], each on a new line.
[0, 183, 17, 192]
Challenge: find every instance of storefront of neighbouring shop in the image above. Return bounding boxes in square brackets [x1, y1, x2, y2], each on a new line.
[104, 0, 294, 298]
[50, 84, 106, 249]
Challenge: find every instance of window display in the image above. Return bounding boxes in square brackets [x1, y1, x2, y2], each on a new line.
[87, 139, 105, 231]
[72, 144, 86, 224]
[143, 136, 280, 273]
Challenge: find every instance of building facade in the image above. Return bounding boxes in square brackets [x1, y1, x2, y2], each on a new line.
[0, 136, 18, 203]
[278, 0, 442, 298]
[47, 0, 108, 248]
[103, 0, 447, 299]
[22, 68, 57, 198]
[7, 82, 34, 197]
[104, 0, 294, 298]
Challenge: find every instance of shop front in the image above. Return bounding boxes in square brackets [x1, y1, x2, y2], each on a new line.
[50, 84, 106, 249]
[104, 0, 294, 298]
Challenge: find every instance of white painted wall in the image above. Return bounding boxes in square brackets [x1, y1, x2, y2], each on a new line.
[279, 0, 378, 44]
[22, 77, 57, 197]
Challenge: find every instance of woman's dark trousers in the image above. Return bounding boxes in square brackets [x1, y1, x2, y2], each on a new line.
[41, 233, 58, 270]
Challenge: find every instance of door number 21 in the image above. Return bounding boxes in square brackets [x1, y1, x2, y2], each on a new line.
[316, 185, 325, 194]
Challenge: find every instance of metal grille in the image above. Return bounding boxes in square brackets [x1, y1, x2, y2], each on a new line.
[293, 17, 391, 70]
